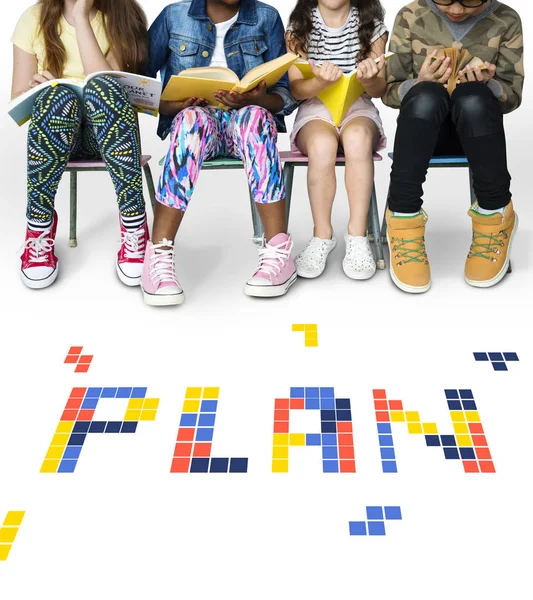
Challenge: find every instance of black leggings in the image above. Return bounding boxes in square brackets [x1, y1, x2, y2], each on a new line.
[389, 81, 511, 213]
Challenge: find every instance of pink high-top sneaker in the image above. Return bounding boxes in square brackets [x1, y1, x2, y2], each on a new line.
[116, 219, 149, 286]
[141, 239, 184, 306]
[20, 211, 59, 289]
[245, 233, 297, 298]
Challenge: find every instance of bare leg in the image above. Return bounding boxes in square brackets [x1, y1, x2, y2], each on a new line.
[152, 203, 184, 245]
[256, 199, 287, 241]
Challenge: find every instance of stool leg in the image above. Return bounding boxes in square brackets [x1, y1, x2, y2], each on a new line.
[143, 162, 157, 214]
[370, 184, 385, 270]
[468, 169, 476, 206]
[249, 191, 264, 244]
[283, 162, 295, 231]
[381, 187, 389, 243]
[69, 170, 78, 248]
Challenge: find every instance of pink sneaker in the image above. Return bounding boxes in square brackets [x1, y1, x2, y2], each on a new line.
[116, 219, 149, 287]
[245, 233, 297, 298]
[141, 239, 184, 306]
[20, 211, 59, 289]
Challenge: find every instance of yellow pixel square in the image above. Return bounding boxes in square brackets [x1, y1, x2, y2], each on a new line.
[124, 410, 141, 421]
[272, 446, 289, 459]
[51, 433, 69, 446]
[450, 411, 466, 422]
[140, 409, 157, 421]
[0, 545, 12, 561]
[390, 411, 405, 422]
[45, 447, 64, 460]
[272, 460, 289, 473]
[0, 528, 17, 544]
[306, 340, 319, 347]
[127, 398, 144, 410]
[465, 411, 480, 422]
[40, 459, 60, 473]
[55, 421, 74, 434]
[453, 423, 469, 434]
[182, 400, 200, 413]
[456, 435, 473, 447]
[405, 411, 420, 422]
[292, 324, 305, 332]
[273, 433, 289, 446]
[185, 387, 202, 399]
[2, 512, 25, 527]
[203, 387, 220, 399]
[144, 398, 159, 409]
[423, 423, 438, 434]
[305, 324, 318, 332]
[407, 423, 423, 434]
[289, 433, 306, 446]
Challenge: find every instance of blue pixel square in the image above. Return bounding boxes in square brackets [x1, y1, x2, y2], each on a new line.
[382, 461, 398, 473]
[305, 387, 319, 398]
[445, 390, 459, 399]
[377, 423, 392, 434]
[322, 433, 337, 446]
[58, 460, 77, 473]
[447, 400, 462, 410]
[336, 398, 351, 409]
[190, 458, 209, 473]
[366, 506, 384, 520]
[85, 387, 102, 398]
[180, 414, 198, 427]
[73, 422, 90, 433]
[199, 414, 216, 427]
[116, 388, 133, 398]
[196, 428, 214, 442]
[291, 387, 305, 398]
[306, 434, 321, 446]
[322, 447, 338, 460]
[425, 435, 441, 447]
[368, 521, 386, 536]
[209, 458, 229, 473]
[63, 446, 82, 459]
[68, 434, 86, 445]
[336, 410, 352, 421]
[488, 352, 504, 361]
[321, 410, 336, 422]
[462, 400, 477, 411]
[323, 460, 339, 473]
[81, 398, 99, 410]
[305, 398, 320, 410]
[380, 448, 395, 460]
[441, 435, 457, 447]
[384, 506, 402, 520]
[349, 521, 367, 536]
[503, 352, 519, 362]
[320, 388, 334, 398]
[121, 422, 137, 433]
[105, 421, 122, 433]
[89, 421, 106, 433]
[320, 398, 335, 410]
[101, 388, 117, 398]
[459, 389, 474, 399]
[321, 421, 337, 433]
[379, 435, 394, 447]
[131, 387, 147, 398]
[229, 458, 248, 473]
[444, 447, 460, 459]
[460, 447, 476, 460]
[200, 400, 218, 413]
[474, 352, 488, 361]
[493, 362, 508, 371]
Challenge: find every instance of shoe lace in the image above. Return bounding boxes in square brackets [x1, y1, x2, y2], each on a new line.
[150, 239, 178, 285]
[469, 229, 507, 262]
[256, 237, 292, 278]
[121, 225, 146, 260]
[20, 231, 55, 263]
[391, 236, 428, 266]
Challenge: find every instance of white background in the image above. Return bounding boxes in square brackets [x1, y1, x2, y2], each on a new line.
[0, 1, 532, 599]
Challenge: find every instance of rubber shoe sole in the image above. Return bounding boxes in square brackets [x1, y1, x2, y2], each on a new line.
[244, 271, 297, 298]
[116, 262, 142, 287]
[20, 264, 59, 290]
[142, 287, 185, 306]
[465, 213, 518, 288]
[343, 261, 376, 281]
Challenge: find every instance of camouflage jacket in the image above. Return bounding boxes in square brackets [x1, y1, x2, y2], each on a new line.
[383, 0, 524, 113]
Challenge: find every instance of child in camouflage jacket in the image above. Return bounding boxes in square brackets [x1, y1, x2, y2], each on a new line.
[382, 0, 523, 294]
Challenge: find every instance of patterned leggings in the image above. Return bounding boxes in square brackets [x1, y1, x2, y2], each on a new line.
[27, 75, 144, 223]
[157, 106, 285, 211]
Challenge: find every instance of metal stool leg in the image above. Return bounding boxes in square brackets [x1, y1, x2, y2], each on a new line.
[143, 162, 157, 214]
[370, 184, 385, 270]
[283, 162, 295, 231]
[69, 170, 78, 248]
[250, 191, 264, 244]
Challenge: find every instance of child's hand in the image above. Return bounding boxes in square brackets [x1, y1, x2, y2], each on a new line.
[160, 98, 206, 117]
[418, 50, 452, 85]
[29, 71, 55, 89]
[356, 54, 386, 85]
[458, 62, 496, 84]
[72, 0, 94, 24]
[214, 81, 269, 109]
[310, 60, 343, 88]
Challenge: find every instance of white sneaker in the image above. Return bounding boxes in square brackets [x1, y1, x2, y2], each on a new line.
[295, 235, 337, 278]
[343, 234, 376, 280]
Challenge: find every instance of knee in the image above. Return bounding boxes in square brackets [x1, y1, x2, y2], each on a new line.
[235, 106, 277, 137]
[342, 124, 375, 160]
[170, 106, 213, 138]
[451, 82, 499, 123]
[306, 136, 338, 167]
[401, 82, 450, 122]
[84, 74, 123, 97]
[34, 84, 80, 115]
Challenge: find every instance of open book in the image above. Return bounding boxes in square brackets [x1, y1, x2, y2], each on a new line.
[161, 52, 298, 107]
[434, 48, 487, 95]
[8, 71, 162, 126]
[295, 53, 393, 126]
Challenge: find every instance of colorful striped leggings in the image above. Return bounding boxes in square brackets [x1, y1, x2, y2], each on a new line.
[157, 106, 285, 211]
[27, 75, 145, 223]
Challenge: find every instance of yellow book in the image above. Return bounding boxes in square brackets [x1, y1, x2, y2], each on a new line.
[433, 48, 487, 95]
[161, 52, 299, 106]
[295, 53, 394, 126]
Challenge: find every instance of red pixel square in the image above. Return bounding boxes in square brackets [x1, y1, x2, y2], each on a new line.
[290, 398, 304, 410]
[475, 447, 492, 460]
[373, 390, 387, 399]
[174, 443, 193, 457]
[78, 355, 93, 364]
[275, 398, 289, 410]
[75, 365, 90, 373]
[337, 422, 352, 433]
[376, 411, 390, 422]
[339, 446, 355, 459]
[193, 443, 212, 457]
[472, 435, 488, 447]
[479, 461, 495, 473]
[274, 421, 289, 433]
[340, 460, 356, 473]
[61, 409, 79, 421]
[374, 400, 388, 410]
[66, 397, 83, 409]
[70, 388, 86, 398]
[463, 460, 479, 473]
[177, 428, 195, 442]
[338, 433, 354, 447]
[77, 410, 95, 421]
[68, 347, 83, 355]
[274, 409, 290, 422]
[64, 355, 78, 364]
[469, 423, 484, 434]
[389, 400, 403, 410]
[171, 458, 191, 473]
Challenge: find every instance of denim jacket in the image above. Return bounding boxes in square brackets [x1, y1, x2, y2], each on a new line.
[146, 0, 294, 139]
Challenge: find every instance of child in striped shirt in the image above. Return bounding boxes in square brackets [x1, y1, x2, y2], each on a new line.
[287, 0, 388, 281]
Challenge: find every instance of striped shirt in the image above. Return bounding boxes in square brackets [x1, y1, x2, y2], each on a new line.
[306, 7, 388, 74]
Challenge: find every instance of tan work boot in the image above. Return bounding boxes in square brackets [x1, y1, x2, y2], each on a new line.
[386, 208, 431, 293]
[465, 201, 518, 288]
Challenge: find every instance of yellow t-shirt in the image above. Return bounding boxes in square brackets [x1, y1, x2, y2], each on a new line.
[11, 4, 110, 80]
